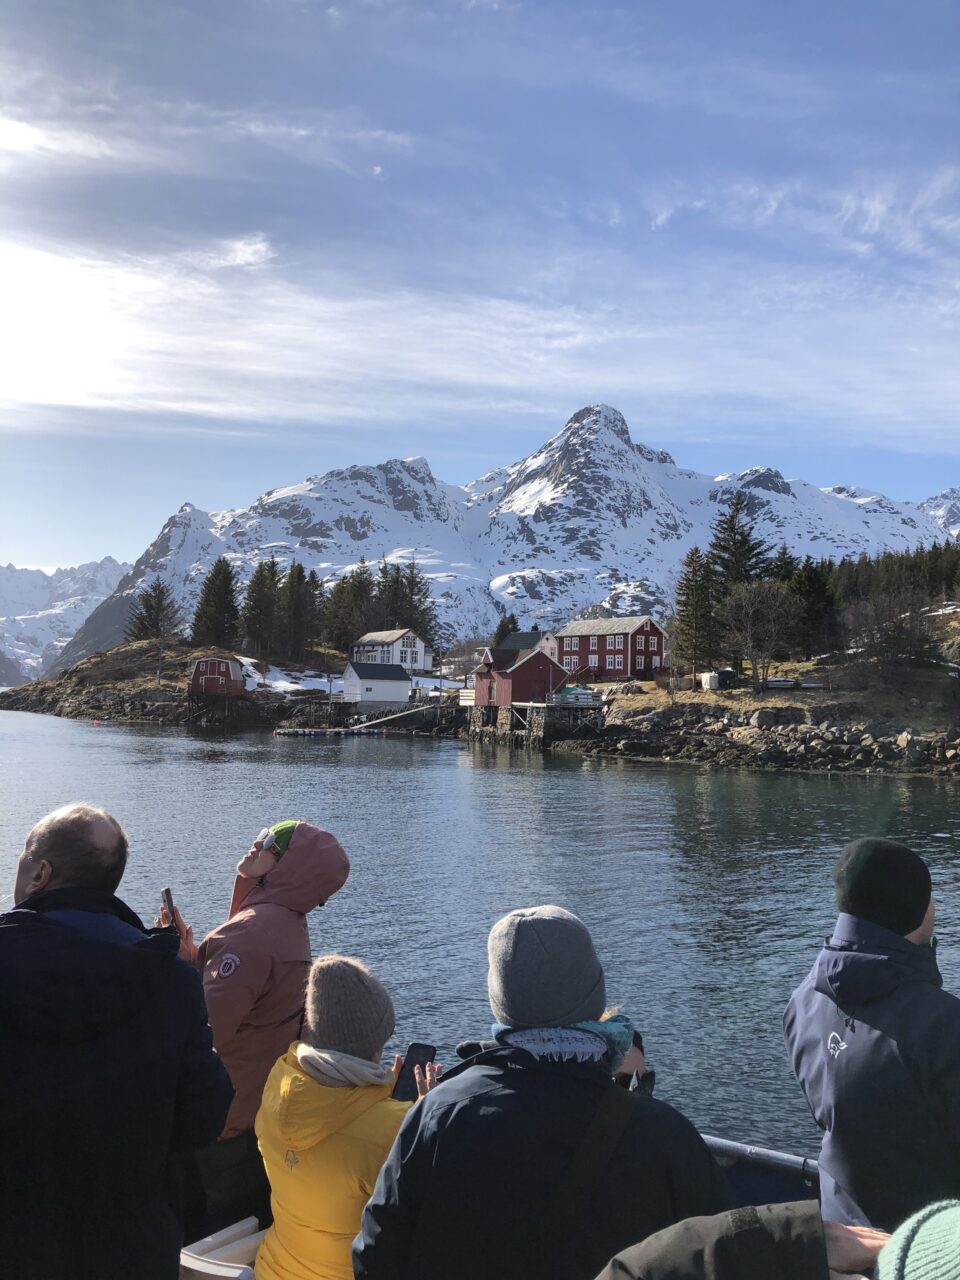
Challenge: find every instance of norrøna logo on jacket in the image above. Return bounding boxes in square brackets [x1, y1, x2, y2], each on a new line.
[827, 1032, 847, 1058]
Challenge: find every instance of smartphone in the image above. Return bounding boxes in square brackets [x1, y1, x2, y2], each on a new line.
[392, 1042, 436, 1101]
[161, 886, 175, 920]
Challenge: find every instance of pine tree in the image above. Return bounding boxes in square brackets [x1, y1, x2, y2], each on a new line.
[280, 561, 309, 661]
[492, 613, 519, 646]
[305, 569, 325, 644]
[191, 557, 240, 647]
[769, 544, 800, 582]
[670, 547, 720, 677]
[125, 579, 183, 641]
[706, 493, 772, 590]
[240, 557, 281, 660]
[402, 560, 438, 644]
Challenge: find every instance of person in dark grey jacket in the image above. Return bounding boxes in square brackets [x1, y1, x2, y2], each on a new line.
[784, 837, 960, 1232]
[353, 905, 730, 1280]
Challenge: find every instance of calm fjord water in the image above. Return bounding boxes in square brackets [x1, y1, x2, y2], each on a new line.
[3, 708, 960, 1152]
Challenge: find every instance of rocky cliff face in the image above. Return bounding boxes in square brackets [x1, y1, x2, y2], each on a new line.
[50, 405, 956, 669]
[0, 557, 130, 682]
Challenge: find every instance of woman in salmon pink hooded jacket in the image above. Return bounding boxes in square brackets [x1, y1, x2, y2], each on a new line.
[168, 819, 349, 1237]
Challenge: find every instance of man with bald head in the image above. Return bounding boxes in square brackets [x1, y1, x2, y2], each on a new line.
[0, 803, 233, 1280]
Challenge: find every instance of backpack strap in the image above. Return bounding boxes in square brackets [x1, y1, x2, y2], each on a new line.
[506, 1081, 637, 1280]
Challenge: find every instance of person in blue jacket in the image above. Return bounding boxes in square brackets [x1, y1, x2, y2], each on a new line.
[784, 837, 960, 1232]
[0, 803, 234, 1280]
[353, 904, 729, 1280]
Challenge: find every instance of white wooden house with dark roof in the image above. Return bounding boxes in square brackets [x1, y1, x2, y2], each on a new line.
[554, 616, 668, 679]
[351, 629, 432, 674]
[342, 661, 411, 707]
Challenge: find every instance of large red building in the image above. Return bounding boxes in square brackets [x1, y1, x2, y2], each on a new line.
[554, 616, 668, 679]
[472, 646, 568, 708]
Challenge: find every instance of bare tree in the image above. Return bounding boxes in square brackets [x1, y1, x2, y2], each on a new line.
[720, 580, 801, 690]
[843, 592, 942, 689]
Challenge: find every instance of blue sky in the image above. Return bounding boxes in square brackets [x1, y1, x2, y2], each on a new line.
[2, 0, 959, 568]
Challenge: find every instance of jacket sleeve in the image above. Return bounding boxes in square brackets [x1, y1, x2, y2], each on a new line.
[171, 961, 235, 1150]
[199, 929, 274, 1050]
[352, 1100, 433, 1278]
[594, 1201, 828, 1280]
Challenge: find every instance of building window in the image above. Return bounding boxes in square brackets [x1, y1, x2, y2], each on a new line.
[588, 654, 598, 667]
[488, 683, 496, 701]
[615, 635, 623, 649]
[652, 656, 661, 670]
[563, 656, 575, 671]
[365, 686, 373, 692]
[400, 650, 409, 665]
[644, 620, 650, 630]
[636, 635, 645, 650]
[563, 637, 571, 651]
[589, 636, 597, 650]
[650, 636, 658, 651]
[606, 634, 615, 647]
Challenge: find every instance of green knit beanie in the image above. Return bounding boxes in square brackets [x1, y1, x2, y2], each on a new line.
[877, 1200, 960, 1280]
[269, 820, 299, 856]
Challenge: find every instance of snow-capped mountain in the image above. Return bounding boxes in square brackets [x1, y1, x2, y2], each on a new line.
[0, 558, 130, 682]
[918, 488, 960, 541]
[52, 406, 956, 671]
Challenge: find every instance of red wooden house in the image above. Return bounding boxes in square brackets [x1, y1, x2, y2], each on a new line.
[554, 616, 668, 680]
[472, 646, 568, 708]
[187, 656, 247, 698]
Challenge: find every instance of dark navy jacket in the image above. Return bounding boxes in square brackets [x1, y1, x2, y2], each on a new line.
[784, 912, 960, 1231]
[0, 887, 234, 1280]
[353, 1045, 730, 1280]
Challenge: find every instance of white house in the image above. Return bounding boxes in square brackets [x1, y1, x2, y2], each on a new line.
[342, 661, 411, 707]
[351, 629, 433, 674]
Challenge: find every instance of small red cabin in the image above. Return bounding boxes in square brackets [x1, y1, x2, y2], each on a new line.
[187, 657, 247, 698]
[472, 647, 568, 708]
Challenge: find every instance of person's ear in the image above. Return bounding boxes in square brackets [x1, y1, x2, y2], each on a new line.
[31, 859, 55, 894]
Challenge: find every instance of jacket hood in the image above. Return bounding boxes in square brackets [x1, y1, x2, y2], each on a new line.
[0, 891, 182, 1043]
[228, 822, 349, 917]
[813, 912, 942, 1007]
[260, 1047, 397, 1150]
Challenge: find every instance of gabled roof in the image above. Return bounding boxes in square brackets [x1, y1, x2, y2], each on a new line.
[345, 662, 410, 681]
[555, 615, 655, 637]
[472, 647, 565, 675]
[354, 629, 423, 645]
[496, 629, 554, 650]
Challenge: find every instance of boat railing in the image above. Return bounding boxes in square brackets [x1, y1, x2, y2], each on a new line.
[702, 1134, 820, 1188]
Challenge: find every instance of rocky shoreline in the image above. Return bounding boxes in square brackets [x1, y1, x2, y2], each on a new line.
[551, 700, 960, 777]
[4, 659, 959, 778]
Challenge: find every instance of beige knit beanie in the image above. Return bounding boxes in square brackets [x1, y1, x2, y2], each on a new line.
[304, 955, 395, 1061]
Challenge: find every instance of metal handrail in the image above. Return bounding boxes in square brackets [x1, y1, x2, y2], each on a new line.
[701, 1134, 820, 1185]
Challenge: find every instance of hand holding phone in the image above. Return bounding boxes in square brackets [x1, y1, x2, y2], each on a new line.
[392, 1042, 437, 1101]
[158, 887, 198, 965]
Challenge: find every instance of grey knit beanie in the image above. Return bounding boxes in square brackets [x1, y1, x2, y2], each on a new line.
[877, 1200, 960, 1280]
[487, 905, 606, 1029]
[304, 955, 395, 1061]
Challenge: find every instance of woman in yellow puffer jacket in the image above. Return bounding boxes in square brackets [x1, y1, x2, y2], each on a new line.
[254, 955, 418, 1280]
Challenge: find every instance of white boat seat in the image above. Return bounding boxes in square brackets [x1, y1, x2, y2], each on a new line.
[180, 1217, 265, 1279]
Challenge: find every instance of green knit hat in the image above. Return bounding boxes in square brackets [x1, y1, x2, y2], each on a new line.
[877, 1200, 960, 1280]
[268, 820, 299, 857]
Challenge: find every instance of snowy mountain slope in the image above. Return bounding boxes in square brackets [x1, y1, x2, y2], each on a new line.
[0, 558, 130, 681]
[50, 405, 956, 671]
[918, 488, 960, 541]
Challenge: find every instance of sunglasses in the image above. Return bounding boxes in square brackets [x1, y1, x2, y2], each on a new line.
[255, 828, 280, 855]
